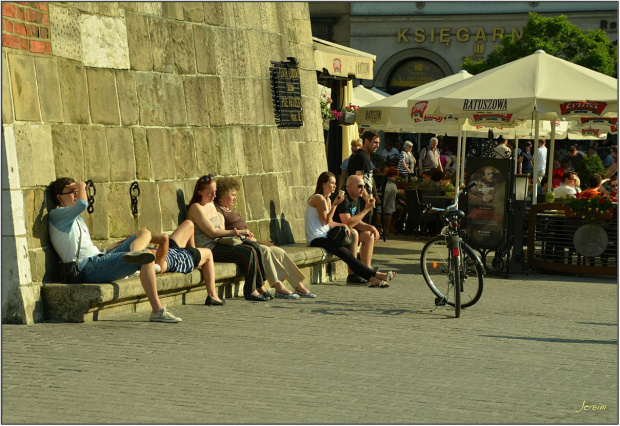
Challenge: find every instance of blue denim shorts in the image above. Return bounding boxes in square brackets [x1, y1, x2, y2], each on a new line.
[80, 234, 143, 283]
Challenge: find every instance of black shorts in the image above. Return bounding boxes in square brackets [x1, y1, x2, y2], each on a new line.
[169, 239, 202, 267]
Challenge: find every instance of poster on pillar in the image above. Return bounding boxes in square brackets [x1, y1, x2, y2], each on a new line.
[464, 158, 511, 250]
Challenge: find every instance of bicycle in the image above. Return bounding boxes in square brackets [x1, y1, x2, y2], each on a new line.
[419, 182, 485, 318]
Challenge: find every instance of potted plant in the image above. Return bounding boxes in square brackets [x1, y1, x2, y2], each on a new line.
[394, 176, 409, 190]
[444, 183, 455, 197]
[339, 103, 358, 125]
[561, 195, 617, 221]
[575, 154, 606, 186]
[320, 94, 341, 122]
[544, 191, 556, 203]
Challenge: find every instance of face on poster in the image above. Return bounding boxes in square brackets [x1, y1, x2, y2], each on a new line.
[466, 165, 508, 249]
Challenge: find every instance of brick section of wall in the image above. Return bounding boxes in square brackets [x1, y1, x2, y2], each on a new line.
[2, 2, 50, 54]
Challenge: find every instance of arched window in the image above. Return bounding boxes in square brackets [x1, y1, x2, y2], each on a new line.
[386, 58, 446, 94]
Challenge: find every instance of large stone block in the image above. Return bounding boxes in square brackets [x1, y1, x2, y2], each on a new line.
[204, 76, 225, 126]
[194, 25, 216, 75]
[29, 247, 55, 285]
[118, 2, 138, 13]
[171, 21, 196, 75]
[29, 125, 56, 186]
[115, 71, 139, 125]
[135, 72, 165, 126]
[182, 76, 209, 126]
[86, 68, 120, 125]
[183, 2, 204, 22]
[80, 183, 109, 241]
[13, 125, 35, 188]
[34, 57, 63, 123]
[193, 127, 220, 176]
[212, 27, 234, 76]
[258, 127, 276, 173]
[242, 175, 267, 221]
[209, 126, 237, 175]
[239, 126, 262, 174]
[131, 128, 151, 180]
[51, 125, 85, 180]
[260, 173, 281, 219]
[259, 2, 279, 33]
[2, 54, 13, 124]
[136, 2, 162, 16]
[49, 4, 82, 62]
[23, 188, 49, 249]
[170, 128, 197, 179]
[145, 128, 176, 181]
[232, 29, 248, 77]
[107, 182, 137, 237]
[134, 181, 162, 233]
[8, 54, 41, 122]
[245, 30, 262, 78]
[162, 2, 184, 20]
[106, 127, 136, 182]
[261, 77, 277, 126]
[81, 126, 110, 183]
[149, 16, 174, 73]
[57, 59, 90, 124]
[125, 13, 153, 71]
[158, 180, 186, 232]
[203, 2, 232, 26]
[161, 73, 187, 126]
[80, 14, 130, 69]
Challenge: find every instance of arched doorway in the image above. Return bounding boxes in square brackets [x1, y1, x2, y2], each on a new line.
[374, 49, 453, 94]
[386, 57, 447, 94]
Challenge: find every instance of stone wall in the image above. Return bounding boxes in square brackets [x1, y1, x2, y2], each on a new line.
[1, 2, 327, 324]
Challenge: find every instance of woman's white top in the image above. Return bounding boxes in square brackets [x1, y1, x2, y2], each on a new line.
[305, 194, 330, 245]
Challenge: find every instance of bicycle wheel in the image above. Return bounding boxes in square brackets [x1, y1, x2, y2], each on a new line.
[421, 236, 484, 309]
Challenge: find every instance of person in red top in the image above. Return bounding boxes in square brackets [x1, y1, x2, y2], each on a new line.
[576, 173, 603, 199]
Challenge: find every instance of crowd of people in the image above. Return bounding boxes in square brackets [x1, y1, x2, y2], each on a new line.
[48, 132, 403, 323]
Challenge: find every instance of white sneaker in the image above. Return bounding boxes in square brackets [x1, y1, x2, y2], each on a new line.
[154, 264, 161, 273]
[149, 308, 182, 323]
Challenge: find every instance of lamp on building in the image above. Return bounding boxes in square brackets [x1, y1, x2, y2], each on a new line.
[509, 174, 530, 274]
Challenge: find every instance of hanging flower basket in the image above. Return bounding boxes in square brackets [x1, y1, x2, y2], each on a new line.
[339, 111, 357, 125]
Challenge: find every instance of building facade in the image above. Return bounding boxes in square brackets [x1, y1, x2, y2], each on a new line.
[1, 2, 326, 323]
[310, 1, 618, 93]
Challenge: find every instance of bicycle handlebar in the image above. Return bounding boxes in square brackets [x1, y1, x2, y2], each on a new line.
[425, 181, 477, 214]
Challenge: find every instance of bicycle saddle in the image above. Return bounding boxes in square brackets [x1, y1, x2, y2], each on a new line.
[443, 209, 465, 223]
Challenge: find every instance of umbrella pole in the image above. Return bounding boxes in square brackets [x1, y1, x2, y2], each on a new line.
[456, 125, 462, 191]
[548, 123, 556, 193]
[460, 130, 467, 187]
[532, 111, 540, 205]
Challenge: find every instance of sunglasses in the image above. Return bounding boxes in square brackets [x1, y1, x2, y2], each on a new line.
[61, 190, 78, 196]
[357, 184, 364, 189]
[611, 184, 618, 188]
[201, 174, 215, 183]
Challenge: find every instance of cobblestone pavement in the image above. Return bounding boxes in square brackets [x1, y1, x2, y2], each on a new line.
[2, 236, 617, 424]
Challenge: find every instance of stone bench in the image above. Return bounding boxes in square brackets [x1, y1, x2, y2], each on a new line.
[41, 244, 347, 322]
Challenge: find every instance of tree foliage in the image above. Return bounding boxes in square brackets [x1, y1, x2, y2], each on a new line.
[462, 13, 617, 76]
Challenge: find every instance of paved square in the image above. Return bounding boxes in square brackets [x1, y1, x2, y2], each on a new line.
[2, 236, 617, 424]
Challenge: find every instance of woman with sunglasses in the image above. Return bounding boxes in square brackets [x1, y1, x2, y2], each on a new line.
[214, 177, 316, 299]
[187, 175, 270, 302]
[305, 172, 396, 288]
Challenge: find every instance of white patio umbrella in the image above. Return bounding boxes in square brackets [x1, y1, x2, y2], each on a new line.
[407, 50, 618, 202]
[352, 85, 387, 106]
[357, 70, 473, 130]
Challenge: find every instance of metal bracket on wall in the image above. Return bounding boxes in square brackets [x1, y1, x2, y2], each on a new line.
[129, 181, 140, 218]
[85, 180, 96, 214]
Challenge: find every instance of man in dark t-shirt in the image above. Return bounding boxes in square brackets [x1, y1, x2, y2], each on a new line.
[335, 174, 379, 284]
[348, 129, 381, 224]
